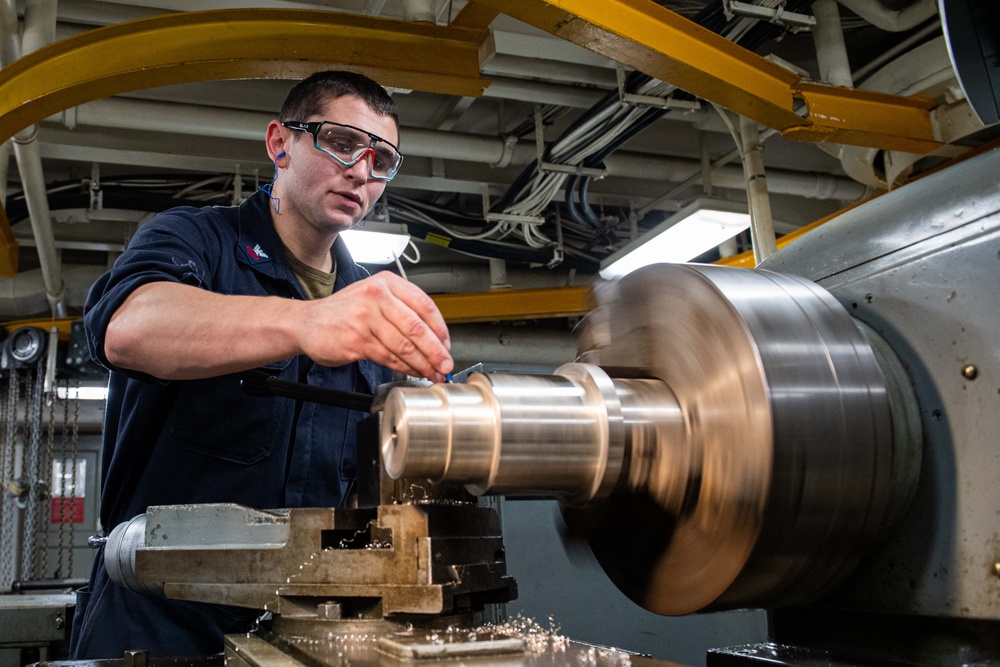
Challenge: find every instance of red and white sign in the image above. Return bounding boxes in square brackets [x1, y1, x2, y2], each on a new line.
[50, 458, 86, 524]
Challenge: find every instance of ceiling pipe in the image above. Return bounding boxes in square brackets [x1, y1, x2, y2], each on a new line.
[738, 115, 778, 264]
[0, 265, 103, 319]
[481, 75, 608, 109]
[834, 0, 937, 32]
[0, 0, 16, 65]
[402, 0, 436, 23]
[482, 54, 619, 89]
[51, 97, 867, 202]
[852, 20, 940, 83]
[53, 0, 165, 26]
[4, 0, 65, 315]
[449, 324, 577, 367]
[21, 0, 55, 49]
[813, 0, 854, 87]
[405, 263, 585, 294]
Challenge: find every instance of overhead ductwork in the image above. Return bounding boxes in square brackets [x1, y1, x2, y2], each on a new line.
[835, 0, 938, 32]
[43, 97, 869, 203]
[0, 264, 104, 318]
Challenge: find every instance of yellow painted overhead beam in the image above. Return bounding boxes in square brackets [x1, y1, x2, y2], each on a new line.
[452, 2, 501, 31]
[715, 205, 861, 269]
[786, 83, 937, 151]
[0, 204, 17, 277]
[432, 286, 593, 323]
[0, 8, 490, 146]
[476, 0, 941, 154]
[1, 316, 76, 341]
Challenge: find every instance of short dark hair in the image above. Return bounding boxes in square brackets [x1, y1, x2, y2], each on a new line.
[279, 70, 399, 125]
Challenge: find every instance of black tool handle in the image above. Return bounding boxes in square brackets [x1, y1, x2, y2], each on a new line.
[241, 369, 374, 412]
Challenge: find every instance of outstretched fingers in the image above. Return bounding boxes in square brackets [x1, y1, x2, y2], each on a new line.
[369, 277, 452, 380]
[303, 273, 453, 380]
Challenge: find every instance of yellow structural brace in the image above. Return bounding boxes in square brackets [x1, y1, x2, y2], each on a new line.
[0, 9, 490, 146]
[0, 8, 491, 274]
[452, 2, 501, 31]
[0, 204, 18, 277]
[473, 0, 941, 154]
[1, 316, 76, 341]
[432, 286, 593, 323]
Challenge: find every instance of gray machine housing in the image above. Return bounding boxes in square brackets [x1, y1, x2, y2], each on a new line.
[762, 147, 1000, 623]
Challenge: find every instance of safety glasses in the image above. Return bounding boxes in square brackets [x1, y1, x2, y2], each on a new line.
[283, 120, 403, 181]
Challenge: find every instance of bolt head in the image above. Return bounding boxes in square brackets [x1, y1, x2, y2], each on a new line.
[317, 601, 343, 620]
[962, 365, 978, 380]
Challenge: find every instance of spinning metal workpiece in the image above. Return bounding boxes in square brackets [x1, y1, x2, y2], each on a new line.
[382, 264, 921, 615]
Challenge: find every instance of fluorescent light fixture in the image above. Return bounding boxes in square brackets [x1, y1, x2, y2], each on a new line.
[56, 385, 109, 401]
[340, 221, 411, 265]
[600, 199, 751, 279]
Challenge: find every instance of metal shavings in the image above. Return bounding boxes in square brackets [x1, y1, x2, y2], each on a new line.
[484, 612, 570, 655]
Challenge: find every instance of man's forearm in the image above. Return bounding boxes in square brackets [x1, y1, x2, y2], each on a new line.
[104, 282, 305, 380]
[104, 272, 454, 382]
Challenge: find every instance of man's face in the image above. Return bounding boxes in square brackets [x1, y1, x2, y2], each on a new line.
[280, 95, 399, 236]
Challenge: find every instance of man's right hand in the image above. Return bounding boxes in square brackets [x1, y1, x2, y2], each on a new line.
[298, 272, 453, 382]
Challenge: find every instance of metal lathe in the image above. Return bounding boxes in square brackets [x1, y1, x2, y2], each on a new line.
[101, 148, 1000, 666]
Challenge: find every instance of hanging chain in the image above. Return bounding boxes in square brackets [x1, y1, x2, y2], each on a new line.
[31, 363, 46, 579]
[2, 370, 22, 587]
[0, 370, 15, 588]
[38, 380, 57, 579]
[19, 365, 44, 581]
[55, 377, 70, 579]
[67, 378, 81, 579]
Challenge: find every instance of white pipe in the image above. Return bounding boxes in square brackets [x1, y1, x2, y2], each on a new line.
[483, 54, 618, 89]
[55, 0, 165, 26]
[449, 325, 577, 367]
[852, 21, 940, 83]
[12, 129, 65, 314]
[738, 115, 777, 263]
[488, 259, 509, 290]
[21, 0, 55, 52]
[0, 0, 18, 65]
[405, 264, 582, 294]
[57, 97, 868, 201]
[602, 151, 866, 201]
[834, 0, 937, 32]
[6, 0, 64, 315]
[402, 0, 435, 22]
[481, 76, 606, 109]
[0, 265, 105, 319]
[813, 0, 853, 87]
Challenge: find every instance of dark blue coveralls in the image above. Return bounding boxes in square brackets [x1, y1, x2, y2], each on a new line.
[69, 191, 392, 658]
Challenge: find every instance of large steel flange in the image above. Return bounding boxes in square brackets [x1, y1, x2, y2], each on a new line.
[575, 263, 918, 614]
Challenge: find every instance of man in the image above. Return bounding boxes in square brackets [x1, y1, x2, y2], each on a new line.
[70, 71, 453, 658]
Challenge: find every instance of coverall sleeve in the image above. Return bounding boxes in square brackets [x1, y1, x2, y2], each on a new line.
[83, 207, 227, 382]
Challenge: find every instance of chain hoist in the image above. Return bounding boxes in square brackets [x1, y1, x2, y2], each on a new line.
[0, 372, 12, 586]
[0, 367, 21, 588]
[38, 380, 57, 579]
[18, 363, 45, 581]
[67, 378, 81, 578]
[57, 377, 71, 579]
